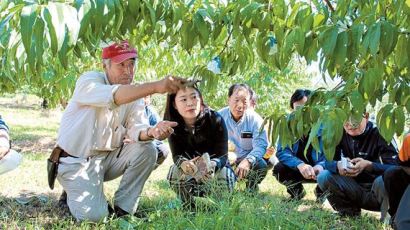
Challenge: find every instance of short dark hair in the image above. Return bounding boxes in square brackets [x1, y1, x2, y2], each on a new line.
[228, 83, 251, 98]
[290, 89, 311, 109]
[163, 86, 208, 130]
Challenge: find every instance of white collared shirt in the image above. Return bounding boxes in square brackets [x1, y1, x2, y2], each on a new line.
[57, 71, 150, 158]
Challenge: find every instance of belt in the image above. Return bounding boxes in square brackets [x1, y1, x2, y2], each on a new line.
[58, 147, 78, 158]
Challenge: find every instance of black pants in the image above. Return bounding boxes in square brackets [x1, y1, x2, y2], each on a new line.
[317, 170, 386, 216]
[384, 167, 410, 218]
[273, 162, 322, 199]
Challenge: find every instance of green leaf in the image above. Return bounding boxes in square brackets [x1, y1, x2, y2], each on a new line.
[46, 2, 67, 52]
[380, 21, 397, 57]
[128, 0, 140, 14]
[336, 0, 349, 17]
[362, 22, 381, 55]
[319, 26, 338, 57]
[194, 12, 209, 48]
[58, 28, 70, 69]
[334, 31, 348, 68]
[322, 109, 345, 159]
[313, 13, 325, 27]
[377, 104, 395, 143]
[368, 22, 381, 55]
[42, 8, 58, 55]
[33, 17, 45, 72]
[347, 24, 364, 61]
[359, 68, 383, 105]
[113, 0, 124, 32]
[63, 5, 80, 46]
[350, 90, 365, 113]
[394, 106, 405, 136]
[304, 122, 321, 157]
[144, 0, 156, 26]
[20, 4, 37, 66]
[256, 32, 269, 63]
[293, 26, 305, 54]
[395, 35, 409, 69]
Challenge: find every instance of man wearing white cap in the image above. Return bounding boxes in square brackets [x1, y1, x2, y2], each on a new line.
[0, 115, 22, 175]
[54, 40, 186, 222]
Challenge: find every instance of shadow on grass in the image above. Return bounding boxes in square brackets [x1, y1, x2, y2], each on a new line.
[9, 125, 56, 154]
[0, 191, 75, 229]
[0, 102, 40, 111]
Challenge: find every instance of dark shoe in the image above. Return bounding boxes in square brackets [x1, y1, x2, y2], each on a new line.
[289, 189, 306, 201]
[58, 190, 68, 208]
[338, 210, 361, 218]
[108, 204, 148, 219]
[182, 200, 196, 212]
[314, 186, 327, 204]
[108, 204, 129, 218]
[133, 210, 148, 219]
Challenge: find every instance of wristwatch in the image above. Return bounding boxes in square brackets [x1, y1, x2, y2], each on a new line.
[246, 157, 255, 165]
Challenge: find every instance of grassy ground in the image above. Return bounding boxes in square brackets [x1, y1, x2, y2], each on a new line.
[0, 94, 388, 229]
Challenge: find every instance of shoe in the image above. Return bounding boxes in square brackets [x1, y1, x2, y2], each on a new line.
[108, 204, 148, 219]
[182, 200, 196, 212]
[338, 210, 361, 218]
[58, 190, 68, 209]
[108, 204, 128, 218]
[314, 186, 327, 204]
[289, 189, 306, 201]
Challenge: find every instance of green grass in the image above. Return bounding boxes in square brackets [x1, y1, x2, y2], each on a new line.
[0, 95, 388, 229]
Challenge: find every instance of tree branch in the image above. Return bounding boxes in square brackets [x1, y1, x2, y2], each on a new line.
[218, 27, 233, 57]
[324, 0, 335, 12]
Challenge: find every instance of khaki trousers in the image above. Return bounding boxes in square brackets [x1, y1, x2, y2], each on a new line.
[57, 142, 156, 222]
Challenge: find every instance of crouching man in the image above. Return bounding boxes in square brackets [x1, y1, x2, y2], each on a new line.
[317, 113, 398, 219]
[54, 41, 186, 222]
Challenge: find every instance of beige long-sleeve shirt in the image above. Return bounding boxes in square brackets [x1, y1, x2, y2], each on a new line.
[57, 71, 150, 158]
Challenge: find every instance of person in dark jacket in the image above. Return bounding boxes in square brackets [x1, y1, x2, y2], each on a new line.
[317, 113, 398, 218]
[384, 132, 410, 229]
[164, 85, 236, 208]
[273, 89, 326, 201]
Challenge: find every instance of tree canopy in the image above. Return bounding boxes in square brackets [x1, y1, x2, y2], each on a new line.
[0, 0, 409, 159]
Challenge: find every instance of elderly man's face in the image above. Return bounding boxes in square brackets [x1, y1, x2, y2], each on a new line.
[228, 87, 250, 121]
[343, 114, 369, 136]
[104, 59, 136, 85]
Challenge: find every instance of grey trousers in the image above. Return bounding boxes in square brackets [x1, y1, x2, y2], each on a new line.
[317, 170, 387, 218]
[57, 142, 157, 222]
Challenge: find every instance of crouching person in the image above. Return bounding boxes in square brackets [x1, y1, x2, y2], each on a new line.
[317, 113, 398, 218]
[53, 41, 186, 222]
[0, 115, 22, 175]
[165, 85, 236, 209]
[273, 89, 325, 201]
[218, 84, 268, 192]
[384, 132, 410, 229]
